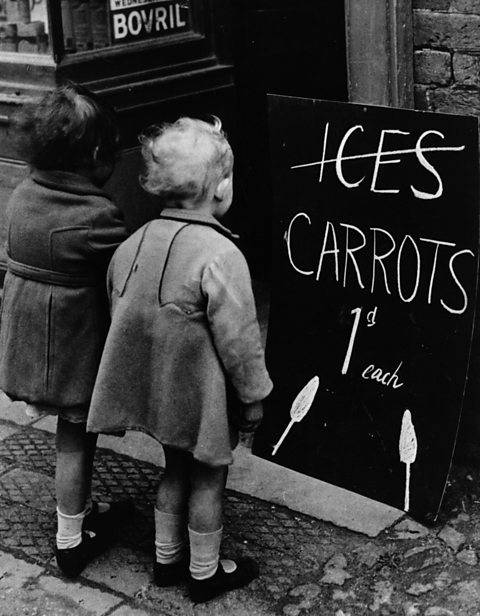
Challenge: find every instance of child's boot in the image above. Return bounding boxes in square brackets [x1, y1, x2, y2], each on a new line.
[55, 530, 112, 578]
[187, 526, 258, 603]
[153, 509, 188, 586]
[55, 508, 113, 578]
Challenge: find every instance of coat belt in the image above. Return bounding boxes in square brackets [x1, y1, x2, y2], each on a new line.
[7, 257, 99, 288]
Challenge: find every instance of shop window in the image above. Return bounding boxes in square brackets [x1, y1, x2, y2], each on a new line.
[61, 0, 192, 53]
[0, 0, 232, 154]
[0, 0, 49, 54]
[0, 0, 194, 57]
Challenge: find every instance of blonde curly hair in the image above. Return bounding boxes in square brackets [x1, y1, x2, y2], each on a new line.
[139, 116, 233, 206]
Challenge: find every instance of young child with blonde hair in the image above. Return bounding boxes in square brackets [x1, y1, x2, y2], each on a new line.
[87, 116, 273, 602]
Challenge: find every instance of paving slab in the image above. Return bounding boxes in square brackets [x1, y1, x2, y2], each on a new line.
[37, 573, 122, 614]
[0, 550, 43, 589]
[83, 545, 151, 596]
[0, 400, 36, 426]
[227, 444, 404, 537]
[0, 424, 19, 442]
[29, 414, 56, 434]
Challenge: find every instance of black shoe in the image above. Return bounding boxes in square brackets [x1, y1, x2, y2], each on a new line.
[83, 500, 135, 533]
[153, 559, 188, 587]
[55, 530, 111, 578]
[188, 557, 259, 603]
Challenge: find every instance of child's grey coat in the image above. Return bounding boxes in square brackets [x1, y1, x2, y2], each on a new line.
[87, 208, 273, 466]
[0, 169, 128, 407]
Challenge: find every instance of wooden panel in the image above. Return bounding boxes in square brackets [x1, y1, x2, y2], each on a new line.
[345, 0, 414, 108]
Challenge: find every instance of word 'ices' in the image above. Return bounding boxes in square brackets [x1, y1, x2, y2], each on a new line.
[291, 125, 465, 200]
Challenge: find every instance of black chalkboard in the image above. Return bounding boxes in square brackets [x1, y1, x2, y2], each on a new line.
[253, 95, 480, 522]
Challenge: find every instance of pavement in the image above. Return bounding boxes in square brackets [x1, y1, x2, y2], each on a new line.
[3, 395, 480, 615]
[1, 285, 480, 614]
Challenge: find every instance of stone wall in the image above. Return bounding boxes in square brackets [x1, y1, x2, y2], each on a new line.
[414, 0, 480, 116]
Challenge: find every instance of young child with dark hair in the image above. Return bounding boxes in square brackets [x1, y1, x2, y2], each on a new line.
[0, 82, 129, 578]
[87, 116, 273, 603]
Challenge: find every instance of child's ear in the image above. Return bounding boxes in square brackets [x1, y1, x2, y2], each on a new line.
[214, 177, 231, 201]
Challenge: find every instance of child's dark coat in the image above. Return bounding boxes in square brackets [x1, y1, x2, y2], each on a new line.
[0, 169, 128, 407]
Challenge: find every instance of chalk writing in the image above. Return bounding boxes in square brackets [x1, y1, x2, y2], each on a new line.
[254, 95, 479, 522]
[272, 376, 320, 456]
[341, 307, 362, 375]
[291, 124, 464, 200]
[362, 361, 404, 389]
[286, 214, 474, 314]
[399, 410, 418, 512]
[366, 307, 377, 327]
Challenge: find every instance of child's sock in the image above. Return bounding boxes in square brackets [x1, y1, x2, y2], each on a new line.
[56, 507, 86, 550]
[188, 526, 223, 580]
[154, 509, 186, 565]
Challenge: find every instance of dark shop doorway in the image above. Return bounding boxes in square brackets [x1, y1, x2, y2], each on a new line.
[230, 0, 348, 278]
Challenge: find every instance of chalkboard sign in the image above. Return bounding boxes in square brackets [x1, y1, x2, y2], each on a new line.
[253, 95, 480, 522]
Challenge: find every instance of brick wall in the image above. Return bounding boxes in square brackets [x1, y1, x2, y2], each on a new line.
[414, 0, 480, 115]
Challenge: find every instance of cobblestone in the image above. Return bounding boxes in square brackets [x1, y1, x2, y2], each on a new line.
[437, 525, 466, 551]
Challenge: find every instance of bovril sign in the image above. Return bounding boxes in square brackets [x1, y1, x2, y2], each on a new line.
[109, 0, 189, 43]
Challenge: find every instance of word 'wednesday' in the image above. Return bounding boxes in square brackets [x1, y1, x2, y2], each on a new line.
[292, 124, 465, 200]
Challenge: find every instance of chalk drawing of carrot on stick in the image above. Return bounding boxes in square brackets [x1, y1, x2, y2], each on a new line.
[272, 376, 320, 456]
[399, 409, 418, 512]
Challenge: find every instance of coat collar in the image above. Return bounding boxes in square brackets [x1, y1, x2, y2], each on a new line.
[31, 169, 108, 198]
[159, 208, 239, 240]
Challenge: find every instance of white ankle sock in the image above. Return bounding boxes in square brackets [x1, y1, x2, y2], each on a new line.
[154, 509, 185, 565]
[56, 507, 86, 550]
[188, 526, 223, 580]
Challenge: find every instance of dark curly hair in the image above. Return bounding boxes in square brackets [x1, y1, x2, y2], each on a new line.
[13, 82, 118, 172]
